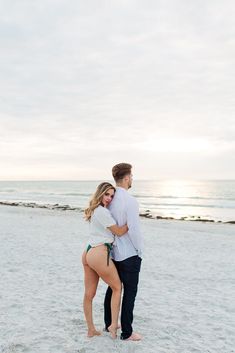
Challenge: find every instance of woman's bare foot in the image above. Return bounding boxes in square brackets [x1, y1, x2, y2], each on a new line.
[108, 325, 117, 339]
[104, 324, 120, 332]
[87, 328, 102, 337]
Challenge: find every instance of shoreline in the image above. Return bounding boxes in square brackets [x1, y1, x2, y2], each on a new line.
[0, 200, 234, 224]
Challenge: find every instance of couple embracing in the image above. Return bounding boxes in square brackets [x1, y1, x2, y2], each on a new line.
[82, 163, 144, 341]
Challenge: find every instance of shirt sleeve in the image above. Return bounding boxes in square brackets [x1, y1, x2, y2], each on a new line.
[94, 207, 116, 229]
[126, 197, 144, 255]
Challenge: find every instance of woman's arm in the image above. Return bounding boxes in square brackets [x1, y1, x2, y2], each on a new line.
[107, 224, 128, 237]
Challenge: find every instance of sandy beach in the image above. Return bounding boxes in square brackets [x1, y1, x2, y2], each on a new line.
[0, 205, 234, 353]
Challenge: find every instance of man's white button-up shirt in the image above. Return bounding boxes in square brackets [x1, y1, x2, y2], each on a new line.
[108, 187, 144, 261]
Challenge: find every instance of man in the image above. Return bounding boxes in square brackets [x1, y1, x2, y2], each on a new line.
[104, 162, 144, 341]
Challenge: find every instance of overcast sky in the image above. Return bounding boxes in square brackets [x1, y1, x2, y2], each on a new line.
[0, 0, 234, 180]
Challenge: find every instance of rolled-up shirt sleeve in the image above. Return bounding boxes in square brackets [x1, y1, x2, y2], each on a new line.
[94, 207, 116, 229]
[126, 197, 144, 256]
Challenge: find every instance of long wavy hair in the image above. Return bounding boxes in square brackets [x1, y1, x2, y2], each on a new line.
[84, 182, 115, 221]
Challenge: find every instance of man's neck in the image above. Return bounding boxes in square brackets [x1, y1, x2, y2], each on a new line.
[116, 183, 128, 190]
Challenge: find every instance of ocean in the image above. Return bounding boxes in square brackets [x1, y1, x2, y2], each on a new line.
[0, 180, 234, 223]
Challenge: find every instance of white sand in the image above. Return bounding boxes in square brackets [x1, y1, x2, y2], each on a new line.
[0, 206, 235, 353]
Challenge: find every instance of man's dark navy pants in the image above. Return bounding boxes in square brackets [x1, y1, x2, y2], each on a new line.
[104, 255, 142, 340]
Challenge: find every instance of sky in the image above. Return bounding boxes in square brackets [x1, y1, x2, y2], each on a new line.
[0, 0, 235, 180]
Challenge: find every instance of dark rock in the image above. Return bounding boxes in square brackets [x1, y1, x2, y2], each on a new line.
[193, 219, 214, 222]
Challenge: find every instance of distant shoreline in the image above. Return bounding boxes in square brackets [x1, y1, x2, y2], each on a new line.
[1, 201, 234, 225]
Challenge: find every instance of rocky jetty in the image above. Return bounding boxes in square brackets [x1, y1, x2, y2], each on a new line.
[0, 201, 83, 212]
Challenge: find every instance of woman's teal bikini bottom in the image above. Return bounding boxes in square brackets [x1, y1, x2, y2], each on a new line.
[86, 243, 113, 266]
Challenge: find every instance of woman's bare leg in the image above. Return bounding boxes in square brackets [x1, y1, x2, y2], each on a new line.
[82, 251, 101, 337]
[86, 246, 122, 338]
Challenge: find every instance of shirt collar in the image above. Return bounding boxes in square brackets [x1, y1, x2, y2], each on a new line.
[115, 186, 128, 192]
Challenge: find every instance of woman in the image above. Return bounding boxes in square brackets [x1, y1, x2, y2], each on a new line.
[82, 182, 128, 339]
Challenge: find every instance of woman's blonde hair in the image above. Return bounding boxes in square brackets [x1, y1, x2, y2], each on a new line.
[84, 182, 115, 221]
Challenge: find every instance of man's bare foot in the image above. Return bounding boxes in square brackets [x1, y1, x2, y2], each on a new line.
[87, 329, 101, 337]
[108, 325, 117, 339]
[125, 332, 142, 341]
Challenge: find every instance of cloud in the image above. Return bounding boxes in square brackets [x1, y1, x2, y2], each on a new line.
[0, 0, 234, 179]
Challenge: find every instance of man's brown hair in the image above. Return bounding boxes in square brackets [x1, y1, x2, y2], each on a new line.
[112, 163, 132, 182]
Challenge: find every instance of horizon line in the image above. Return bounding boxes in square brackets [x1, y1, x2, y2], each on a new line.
[0, 178, 235, 182]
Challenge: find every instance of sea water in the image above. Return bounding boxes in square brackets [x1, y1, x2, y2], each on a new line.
[0, 180, 234, 222]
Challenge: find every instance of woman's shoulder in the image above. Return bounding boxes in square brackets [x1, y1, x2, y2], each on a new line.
[93, 205, 110, 216]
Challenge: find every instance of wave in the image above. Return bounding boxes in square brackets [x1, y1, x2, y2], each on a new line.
[49, 192, 91, 197]
[140, 203, 235, 209]
[133, 194, 235, 201]
[1, 201, 234, 224]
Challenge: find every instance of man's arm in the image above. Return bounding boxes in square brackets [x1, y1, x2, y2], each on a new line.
[126, 197, 144, 255]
